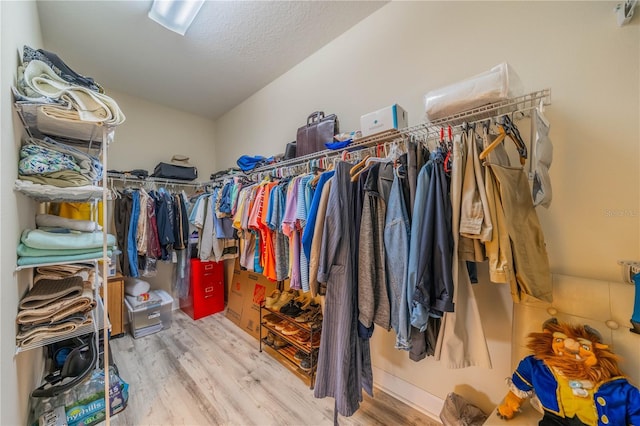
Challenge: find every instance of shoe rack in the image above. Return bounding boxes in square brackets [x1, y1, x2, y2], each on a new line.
[259, 303, 321, 390]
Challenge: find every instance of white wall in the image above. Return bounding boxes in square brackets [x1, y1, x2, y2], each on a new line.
[1, 2, 46, 424]
[214, 1, 640, 415]
[105, 89, 217, 182]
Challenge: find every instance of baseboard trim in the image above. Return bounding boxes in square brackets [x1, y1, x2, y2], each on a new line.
[373, 366, 444, 422]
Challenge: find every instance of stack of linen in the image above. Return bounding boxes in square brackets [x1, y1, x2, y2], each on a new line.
[18, 136, 104, 188]
[12, 45, 124, 196]
[13, 45, 125, 128]
[17, 214, 116, 267]
[16, 264, 97, 347]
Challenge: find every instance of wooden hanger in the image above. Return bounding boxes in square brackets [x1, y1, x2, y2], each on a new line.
[349, 155, 370, 176]
[478, 126, 508, 161]
[310, 162, 334, 186]
[479, 121, 527, 165]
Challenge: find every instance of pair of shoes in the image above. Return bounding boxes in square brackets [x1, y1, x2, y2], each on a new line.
[294, 304, 321, 323]
[262, 333, 275, 347]
[272, 334, 289, 349]
[265, 290, 281, 309]
[263, 313, 279, 326]
[309, 316, 323, 330]
[305, 333, 321, 348]
[280, 300, 304, 317]
[299, 357, 313, 372]
[294, 349, 306, 361]
[280, 345, 297, 359]
[293, 292, 313, 310]
[281, 323, 300, 336]
[293, 331, 310, 343]
[272, 290, 297, 312]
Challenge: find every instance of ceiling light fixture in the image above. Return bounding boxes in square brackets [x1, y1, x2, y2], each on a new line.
[148, 0, 204, 36]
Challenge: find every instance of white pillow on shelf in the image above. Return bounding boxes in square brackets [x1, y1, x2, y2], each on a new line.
[124, 277, 150, 297]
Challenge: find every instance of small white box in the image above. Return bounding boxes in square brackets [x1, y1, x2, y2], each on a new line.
[360, 104, 408, 137]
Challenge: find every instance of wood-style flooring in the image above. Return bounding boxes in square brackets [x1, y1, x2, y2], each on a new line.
[110, 310, 442, 426]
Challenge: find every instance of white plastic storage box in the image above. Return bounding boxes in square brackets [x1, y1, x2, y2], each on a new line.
[154, 289, 173, 329]
[360, 104, 408, 137]
[124, 289, 173, 339]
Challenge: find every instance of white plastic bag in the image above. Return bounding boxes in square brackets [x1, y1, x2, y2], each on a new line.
[424, 63, 523, 122]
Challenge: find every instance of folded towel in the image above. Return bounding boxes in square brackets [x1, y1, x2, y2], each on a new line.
[18, 243, 115, 257]
[22, 60, 125, 126]
[17, 249, 112, 266]
[36, 214, 102, 232]
[18, 171, 92, 188]
[13, 180, 105, 202]
[16, 314, 92, 347]
[16, 288, 94, 325]
[19, 276, 83, 310]
[20, 228, 116, 250]
[36, 264, 92, 277]
[34, 265, 97, 290]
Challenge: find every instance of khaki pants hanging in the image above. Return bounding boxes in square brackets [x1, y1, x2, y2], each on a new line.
[486, 162, 553, 303]
[434, 135, 492, 369]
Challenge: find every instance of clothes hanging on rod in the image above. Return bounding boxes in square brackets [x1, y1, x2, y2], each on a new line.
[435, 133, 492, 369]
[191, 181, 239, 264]
[112, 185, 190, 294]
[314, 161, 373, 418]
[203, 89, 554, 419]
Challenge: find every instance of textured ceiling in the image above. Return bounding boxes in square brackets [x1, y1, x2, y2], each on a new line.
[36, 1, 386, 120]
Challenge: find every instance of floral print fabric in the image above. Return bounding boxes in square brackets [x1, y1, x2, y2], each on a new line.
[19, 144, 81, 175]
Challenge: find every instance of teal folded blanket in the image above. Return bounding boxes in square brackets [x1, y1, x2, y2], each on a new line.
[17, 243, 117, 257]
[21, 229, 116, 250]
[17, 250, 113, 266]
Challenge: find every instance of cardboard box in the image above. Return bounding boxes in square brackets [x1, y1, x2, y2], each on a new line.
[226, 263, 292, 340]
[360, 104, 408, 137]
[225, 269, 244, 326]
[239, 271, 277, 339]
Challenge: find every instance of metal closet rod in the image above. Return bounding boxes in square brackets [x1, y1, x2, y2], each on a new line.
[250, 128, 403, 175]
[215, 88, 551, 180]
[106, 172, 207, 189]
[400, 88, 551, 139]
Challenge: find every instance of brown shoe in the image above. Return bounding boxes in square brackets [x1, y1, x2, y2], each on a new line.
[272, 290, 296, 312]
[272, 335, 289, 349]
[264, 290, 281, 309]
[293, 331, 310, 343]
[294, 304, 321, 323]
[306, 332, 321, 348]
[281, 323, 301, 336]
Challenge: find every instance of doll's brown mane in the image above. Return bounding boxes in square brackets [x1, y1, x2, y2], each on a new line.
[527, 321, 624, 382]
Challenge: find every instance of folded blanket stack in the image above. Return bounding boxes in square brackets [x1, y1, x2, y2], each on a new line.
[17, 223, 116, 266]
[13, 46, 123, 189]
[14, 45, 125, 127]
[16, 276, 95, 347]
[18, 136, 103, 188]
[34, 264, 98, 289]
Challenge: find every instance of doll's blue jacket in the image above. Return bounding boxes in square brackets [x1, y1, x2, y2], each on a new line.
[511, 355, 640, 426]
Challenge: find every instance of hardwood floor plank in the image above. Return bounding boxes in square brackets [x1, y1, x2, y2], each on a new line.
[110, 311, 442, 425]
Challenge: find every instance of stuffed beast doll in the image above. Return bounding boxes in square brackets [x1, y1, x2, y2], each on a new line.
[497, 318, 640, 425]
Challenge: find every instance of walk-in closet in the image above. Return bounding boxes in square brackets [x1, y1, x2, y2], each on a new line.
[2, 2, 639, 426]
